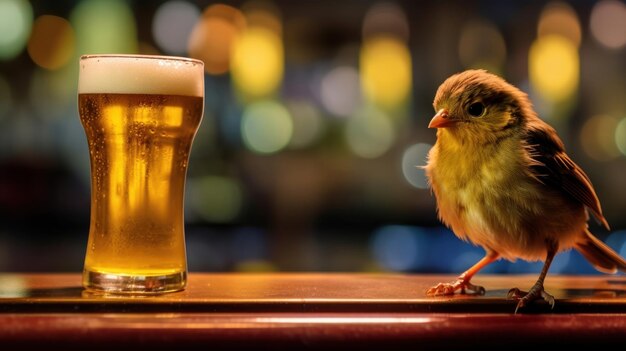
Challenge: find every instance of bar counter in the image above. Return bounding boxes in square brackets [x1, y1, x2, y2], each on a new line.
[2, 273, 626, 349]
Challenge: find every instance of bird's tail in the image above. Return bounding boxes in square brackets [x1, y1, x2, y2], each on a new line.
[574, 229, 626, 274]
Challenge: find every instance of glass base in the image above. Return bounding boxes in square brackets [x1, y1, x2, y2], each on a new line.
[82, 269, 186, 295]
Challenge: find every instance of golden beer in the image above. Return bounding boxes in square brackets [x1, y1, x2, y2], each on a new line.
[79, 55, 203, 293]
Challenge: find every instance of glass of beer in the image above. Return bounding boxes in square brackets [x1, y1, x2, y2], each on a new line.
[78, 54, 204, 294]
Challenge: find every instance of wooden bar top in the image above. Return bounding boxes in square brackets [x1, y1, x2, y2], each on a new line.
[2, 273, 626, 349]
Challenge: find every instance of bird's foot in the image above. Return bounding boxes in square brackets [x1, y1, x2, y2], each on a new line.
[426, 278, 486, 296]
[507, 284, 555, 313]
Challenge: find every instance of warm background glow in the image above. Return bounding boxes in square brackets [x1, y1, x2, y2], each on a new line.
[529, 34, 579, 103]
[537, 1, 581, 47]
[27, 15, 75, 70]
[360, 36, 412, 110]
[0, 0, 625, 275]
[188, 4, 244, 75]
[232, 27, 283, 99]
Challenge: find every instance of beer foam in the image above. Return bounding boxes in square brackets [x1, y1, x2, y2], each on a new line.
[79, 55, 204, 97]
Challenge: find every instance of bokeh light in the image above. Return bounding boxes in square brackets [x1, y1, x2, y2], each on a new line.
[362, 2, 409, 43]
[232, 27, 284, 99]
[0, 0, 32, 60]
[0, 275, 27, 298]
[187, 176, 243, 223]
[345, 106, 395, 158]
[360, 36, 412, 109]
[537, 1, 581, 47]
[286, 100, 325, 149]
[529, 34, 579, 102]
[319, 66, 361, 117]
[27, 15, 75, 70]
[590, 0, 626, 49]
[242, 2, 282, 35]
[580, 115, 620, 161]
[615, 118, 626, 156]
[242, 100, 293, 154]
[370, 225, 427, 271]
[401, 143, 432, 189]
[458, 19, 506, 73]
[188, 4, 245, 75]
[70, 0, 137, 55]
[153, 1, 200, 55]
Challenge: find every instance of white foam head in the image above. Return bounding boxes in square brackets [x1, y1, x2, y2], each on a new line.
[79, 55, 204, 97]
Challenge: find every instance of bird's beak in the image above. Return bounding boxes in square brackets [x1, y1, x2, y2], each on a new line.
[428, 109, 456, 129]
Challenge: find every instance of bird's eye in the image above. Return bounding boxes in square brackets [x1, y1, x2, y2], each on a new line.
[467, 102, 485, 117]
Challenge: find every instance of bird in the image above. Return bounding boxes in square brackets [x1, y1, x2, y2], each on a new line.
[424, 69, 626, 312]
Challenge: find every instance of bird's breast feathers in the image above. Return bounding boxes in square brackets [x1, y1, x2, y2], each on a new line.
[426, 132, 584, 260]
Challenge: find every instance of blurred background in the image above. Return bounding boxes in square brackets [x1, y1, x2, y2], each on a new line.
[0, 0, 625, 275]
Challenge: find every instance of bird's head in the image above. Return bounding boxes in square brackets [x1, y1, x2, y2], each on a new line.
[430, 69, 535, 143]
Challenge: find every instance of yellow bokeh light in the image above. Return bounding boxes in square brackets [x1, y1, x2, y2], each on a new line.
[232, 27, 284, 99]
[27, 15, 75, 70]
[614, 117, 626, 156]
[529, 34, 579, 103]
[580, 115, 620, 161]
[188, 4, 245, 75]
[537, 1, 581, 47]
[360, 35, 412, 110]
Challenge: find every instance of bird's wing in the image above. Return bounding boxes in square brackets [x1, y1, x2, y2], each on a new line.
[524, 122, 609, 230]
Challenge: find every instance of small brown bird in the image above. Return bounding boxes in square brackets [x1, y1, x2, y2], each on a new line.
[424, 69, 626, 311]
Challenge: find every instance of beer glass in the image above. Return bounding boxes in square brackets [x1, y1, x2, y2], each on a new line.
[78, 55, 204, 294]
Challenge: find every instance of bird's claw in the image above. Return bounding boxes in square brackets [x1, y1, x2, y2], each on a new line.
[508, 285, 555, 313]
[426, 279, 486, 296]
[507, 287, 525, 299]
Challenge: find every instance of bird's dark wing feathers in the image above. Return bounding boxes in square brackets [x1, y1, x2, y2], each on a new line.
[524, 122, 609, 230]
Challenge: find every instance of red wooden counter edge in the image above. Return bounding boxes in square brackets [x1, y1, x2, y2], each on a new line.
[1, 312, 626, 349]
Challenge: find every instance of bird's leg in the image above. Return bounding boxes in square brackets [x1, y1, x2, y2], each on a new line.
[426, 251, 499, 296]
[508, 240, 558, 313]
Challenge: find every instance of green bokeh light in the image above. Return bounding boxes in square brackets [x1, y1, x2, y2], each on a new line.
[70, 0, 138, 55]
[242, 100, 293, 154]
[187, 176, 243, 223]
[346, 106, 395, 158]
[0, 0, 33, 60]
